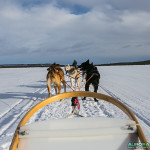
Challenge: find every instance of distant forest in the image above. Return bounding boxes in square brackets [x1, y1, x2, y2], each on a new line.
[97, 60, 150, 66]
[0, 60, 150, 68]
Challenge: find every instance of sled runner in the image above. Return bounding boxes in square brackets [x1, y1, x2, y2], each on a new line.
[9, 91, 149, 150]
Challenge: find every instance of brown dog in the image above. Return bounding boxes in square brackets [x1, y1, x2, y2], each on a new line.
[46, 63, 66, 98]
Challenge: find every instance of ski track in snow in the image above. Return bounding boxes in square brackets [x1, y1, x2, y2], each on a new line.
[0, 66, 150, 150]
[100, 85, 150, 141]
[100, 85, 150, 127]
[0, 86, 47, 150]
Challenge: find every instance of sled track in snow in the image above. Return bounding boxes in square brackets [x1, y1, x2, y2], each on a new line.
[0, 88, 47, 122]
[100, 85, 150, 127]
[0, 99, 23, 120]
[0, 87, 47, 138]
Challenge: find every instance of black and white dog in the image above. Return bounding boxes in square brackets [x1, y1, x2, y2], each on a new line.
[79, 59, 100, 102]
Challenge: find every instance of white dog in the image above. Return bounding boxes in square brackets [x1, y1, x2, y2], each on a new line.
[65, 64, 80, 89]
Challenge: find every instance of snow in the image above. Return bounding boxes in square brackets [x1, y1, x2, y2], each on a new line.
[0, 65, 150, 150]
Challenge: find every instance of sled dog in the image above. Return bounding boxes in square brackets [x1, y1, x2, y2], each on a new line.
[79, 59, 100, 101]
[65, 64, 80, 89]
[47, 63, 66, 98]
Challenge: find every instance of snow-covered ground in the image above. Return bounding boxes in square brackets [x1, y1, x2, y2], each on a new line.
[0, 65, 150, 150]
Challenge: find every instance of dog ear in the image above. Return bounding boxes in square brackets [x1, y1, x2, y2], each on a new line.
[72, 60, 77, 65]
[86, 59, 89, 64]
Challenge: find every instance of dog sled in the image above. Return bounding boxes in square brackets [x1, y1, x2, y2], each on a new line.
[9, 91, 149, 150]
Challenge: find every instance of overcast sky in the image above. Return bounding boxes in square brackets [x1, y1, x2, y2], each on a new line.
[0, 0, 150, 64]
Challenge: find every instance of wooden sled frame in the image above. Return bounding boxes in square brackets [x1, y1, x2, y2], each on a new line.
[9, 91, 149, 150]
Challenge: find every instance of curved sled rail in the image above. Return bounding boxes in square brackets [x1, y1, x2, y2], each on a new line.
[10, 91, 149, 150]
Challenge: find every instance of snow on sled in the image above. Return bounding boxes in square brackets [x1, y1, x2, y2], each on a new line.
[9, 91, 149, 150]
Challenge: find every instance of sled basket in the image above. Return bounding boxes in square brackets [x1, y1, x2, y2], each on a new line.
[9, 91, 149, 150]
